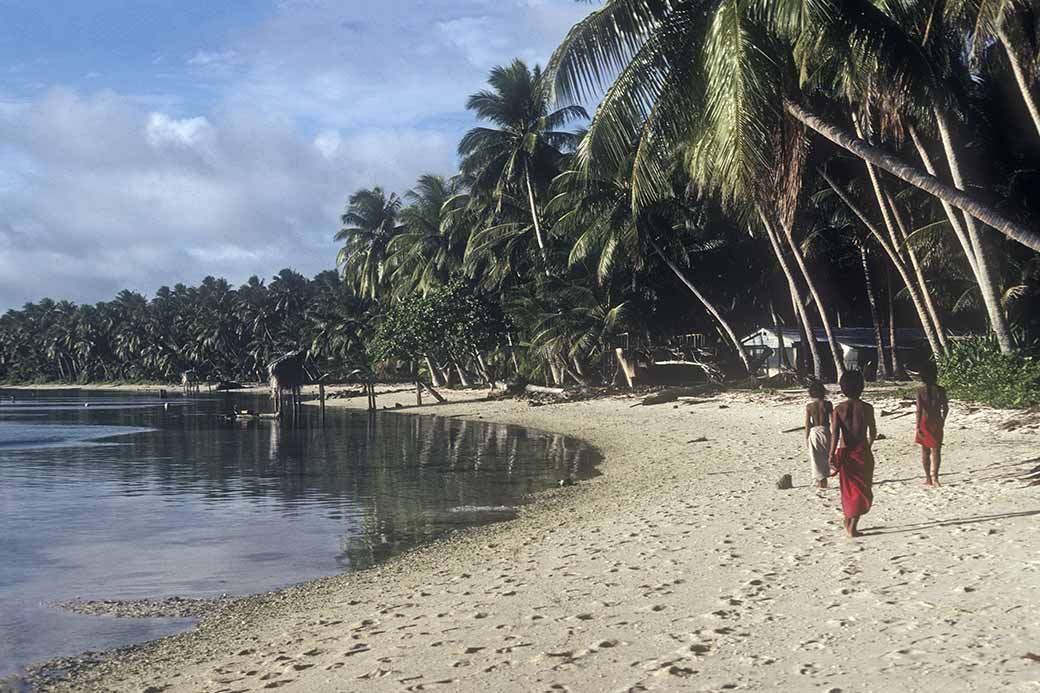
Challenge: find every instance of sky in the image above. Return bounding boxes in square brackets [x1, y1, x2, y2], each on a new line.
[0, 0, 593, 311]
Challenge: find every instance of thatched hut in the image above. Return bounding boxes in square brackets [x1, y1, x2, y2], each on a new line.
[181, 369, 200, 394]
[267, 350, 308, 415]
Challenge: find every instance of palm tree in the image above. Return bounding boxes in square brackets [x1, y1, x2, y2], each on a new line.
[387, 174, 467, 297]
[459, 59, 587, 264]
[335, 187, 404, 299]
[545, 0, 1040, 254]
[549, 160, 754, 374]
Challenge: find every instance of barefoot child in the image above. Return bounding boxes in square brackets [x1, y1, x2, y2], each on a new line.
[915, 362, 948, 487]
[804, 381, 833, 489]
[828, 371, 877, 538]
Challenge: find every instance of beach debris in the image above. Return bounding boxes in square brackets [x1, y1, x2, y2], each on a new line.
[558, 478, 576, 487]
[776, 474, 793, 490]
[688, 436, 709, 443]
[633, 385, 720, 407]
[758, 371, 808, 389]
[780, 426, 803, 434]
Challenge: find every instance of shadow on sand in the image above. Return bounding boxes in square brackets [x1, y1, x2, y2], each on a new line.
[858, 509, 1040, 537]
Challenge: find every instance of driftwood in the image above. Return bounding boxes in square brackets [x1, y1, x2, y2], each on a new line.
[780, 426, 804, 434]
[525, 384, 566, 396]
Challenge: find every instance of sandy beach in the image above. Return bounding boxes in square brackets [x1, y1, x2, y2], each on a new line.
[21, 384, 1040, 692]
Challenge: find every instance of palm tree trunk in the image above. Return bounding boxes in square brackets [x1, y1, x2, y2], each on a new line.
[933, 110, 1016, 354]
[883, 189, 948, 352]
[425, 356, 444, 387]
[779, 219, 846, 379]
[785, 99, 1040, 253]
[506, 333, 521, 375]
[818, 168, 944, 358]
[908, 124, 980, 278]
[859, 244, 889, 380]
[999, 28, 1040, 139]
[770, 299, 790, 370]
[647, 236, 753, 374]
[758, 211, 823, 379]
[454, 359, 471, 388]
[852, 121, 945, 350]
[887, 266, 905, 379]
[524, 168, 548, 259]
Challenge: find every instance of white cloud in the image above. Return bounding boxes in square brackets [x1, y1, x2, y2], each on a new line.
[0, 88, 456, 309]
[0, 1, 594, 310]
[313, 129, 342, 159]
[146, 113, 213, 149]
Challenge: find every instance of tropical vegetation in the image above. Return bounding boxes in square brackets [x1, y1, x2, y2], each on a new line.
[3, 1, 1040, 406]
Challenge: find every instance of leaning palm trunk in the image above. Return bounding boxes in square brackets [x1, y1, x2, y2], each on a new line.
[908, 125, 980, 278]
[882, 189, 948, 352]
[934, 110, 1015, 354]
[818, 169, 944, 358]
[780, 220, 846, 379]
[758, 211, 823, 379]
[785, 100, 1040, 253]
[425, 356, 444, 388]
[859, 244, 889, 380]
[853, 121, 946, 351]
[523, 168, 548, 258]
[999, 28, 1040, 140]
[647, 236, 753, 374]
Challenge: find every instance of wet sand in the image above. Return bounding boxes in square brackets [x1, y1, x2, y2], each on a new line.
[23, 384, 1040, 692]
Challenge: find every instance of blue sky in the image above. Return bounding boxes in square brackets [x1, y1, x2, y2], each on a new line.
[0, 0, 592, 310]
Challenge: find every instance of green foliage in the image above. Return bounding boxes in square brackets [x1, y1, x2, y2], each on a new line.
[937, 337, 1040, 409]
[0, 270, 374, 384]
[371, 282, 509, 365]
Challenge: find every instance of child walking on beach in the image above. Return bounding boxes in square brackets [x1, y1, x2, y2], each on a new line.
[915, 362, 949, 487]
[828, 371, 877, 538]
[805, 381, 833, 489]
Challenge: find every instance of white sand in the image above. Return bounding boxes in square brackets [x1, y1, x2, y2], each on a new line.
[29, 385, 1040, 692]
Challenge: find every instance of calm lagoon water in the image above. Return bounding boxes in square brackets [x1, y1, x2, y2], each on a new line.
[0, 389, 598, 679]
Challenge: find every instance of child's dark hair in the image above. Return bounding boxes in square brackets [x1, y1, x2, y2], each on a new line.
[918, 360, 938, 385]
[839, 370, 865, 399]
[808, 381, 826, 399]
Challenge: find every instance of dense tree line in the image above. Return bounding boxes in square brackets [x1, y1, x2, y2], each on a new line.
[3, 0, 1039, 392]
[0, 271, 372, 383]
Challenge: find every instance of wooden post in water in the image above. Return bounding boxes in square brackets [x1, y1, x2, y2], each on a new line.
[319, 383, 326, 420]
[416, 380, 422, 406]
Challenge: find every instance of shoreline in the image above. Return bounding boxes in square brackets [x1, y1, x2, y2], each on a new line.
[15, 384, 1040, 691]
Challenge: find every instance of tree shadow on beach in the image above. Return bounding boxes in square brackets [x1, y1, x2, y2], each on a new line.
[858, 509, 1040, 536]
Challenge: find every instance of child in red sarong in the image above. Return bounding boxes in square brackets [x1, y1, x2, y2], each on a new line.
[828, 371, 877, 539]
[915, 362, 948, 487]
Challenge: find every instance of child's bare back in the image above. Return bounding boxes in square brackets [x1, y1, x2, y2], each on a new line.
[833, 399, 876, 450]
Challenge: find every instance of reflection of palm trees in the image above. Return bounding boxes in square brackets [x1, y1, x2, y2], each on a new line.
[51, 394, 598, 575]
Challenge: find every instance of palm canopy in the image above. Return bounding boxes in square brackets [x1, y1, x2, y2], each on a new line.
[459, 59, 588, 256]
[387, 174, 468, 297]
[545, 0, 1040, 253]
[335, 187, 404, 299]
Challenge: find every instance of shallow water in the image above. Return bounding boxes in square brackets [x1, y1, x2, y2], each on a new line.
[0, 389, 598, 679]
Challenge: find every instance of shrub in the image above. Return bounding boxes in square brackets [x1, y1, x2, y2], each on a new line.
[937, 337, 1040, 408]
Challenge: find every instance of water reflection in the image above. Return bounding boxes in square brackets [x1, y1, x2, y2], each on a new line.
[0, 389, 598, 678]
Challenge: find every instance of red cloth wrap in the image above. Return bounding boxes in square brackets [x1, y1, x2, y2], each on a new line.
[915, 409, 944, 449]
[831, 445, 874, 519]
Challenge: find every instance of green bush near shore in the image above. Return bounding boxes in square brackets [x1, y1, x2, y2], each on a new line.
[938, 337, 1040, 409]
